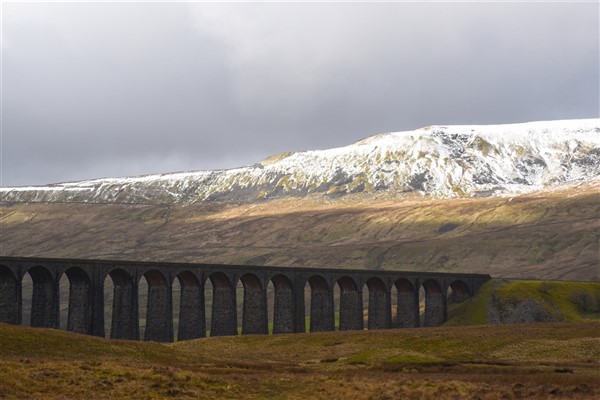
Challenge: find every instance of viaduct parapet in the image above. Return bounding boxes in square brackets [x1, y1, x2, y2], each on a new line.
[0, 256, 490, 342]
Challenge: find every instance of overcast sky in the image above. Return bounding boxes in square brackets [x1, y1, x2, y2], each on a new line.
[1, 1, 598, 187]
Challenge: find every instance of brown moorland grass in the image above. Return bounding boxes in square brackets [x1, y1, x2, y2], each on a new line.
[2, 182, 599, 281]
[1, 322, 599, 399]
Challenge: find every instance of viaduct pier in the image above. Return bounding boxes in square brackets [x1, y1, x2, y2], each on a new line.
[0, 256, 490, 342]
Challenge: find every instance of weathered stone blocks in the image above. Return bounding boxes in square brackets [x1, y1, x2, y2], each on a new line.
[309, 288, 334, 332]
[273, 285, 295, 334]
[29, 267, 59, 329]
[0, 266, 19, 325]
[178, 285, 205, 340]
[211, 286, 237, 336]
[144, 284, 173, 342]
[397, 291, 418, 328]
[339, 289, 363, 331]
[67, 277, 91, 334]
[110, 271, 138, 340]
[242, 286, 267, 334]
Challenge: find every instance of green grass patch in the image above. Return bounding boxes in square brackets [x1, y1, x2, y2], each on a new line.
[446, 279, 600, 325]
[493, 280, 600, 321]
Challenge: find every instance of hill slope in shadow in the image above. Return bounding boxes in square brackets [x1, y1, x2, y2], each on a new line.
[2, 182, 598, 281]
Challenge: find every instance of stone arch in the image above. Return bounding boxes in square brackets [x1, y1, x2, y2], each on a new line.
[0, 265, 19, 325]
[422, 279, 446, 327]
[307, 275, 334, 332]
[141, 270, 172, 342]
[175, 271, 204, 341]
[395, 278, 418, 328]
[337, 276, 362, 331]
[26, 266, 59, 329]
[239, 273, 267, 335]
[62, 267, 92, 334]
[366, 277, 390, 330]
[208, 272, 236, 336]
[447, 280, 471, 304]
[106, 269, 138, 340]
[270, 274, 294, 334]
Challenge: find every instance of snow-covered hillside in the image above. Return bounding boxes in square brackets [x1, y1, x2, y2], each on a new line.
[2, 119, 599, 204]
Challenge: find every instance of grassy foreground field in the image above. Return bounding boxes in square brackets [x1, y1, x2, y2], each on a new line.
[1, 322, 599, 399]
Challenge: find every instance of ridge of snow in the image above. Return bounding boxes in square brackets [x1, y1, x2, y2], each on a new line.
[2, 119, 599, 204]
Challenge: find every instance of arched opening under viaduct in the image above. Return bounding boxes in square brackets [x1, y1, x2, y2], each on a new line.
[446, 279, 472, 323]
[390, 282, 398, 327]
[103, 274, 113, 338]
[59, 274, 69, 330]
[447, 280, 471, 304]
[138, 275, 148, 339]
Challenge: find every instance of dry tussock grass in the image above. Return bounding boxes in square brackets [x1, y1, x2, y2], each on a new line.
[1, 322, 599, 399]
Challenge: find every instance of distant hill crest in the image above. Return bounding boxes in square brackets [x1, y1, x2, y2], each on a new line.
[2, 119, 599, 204]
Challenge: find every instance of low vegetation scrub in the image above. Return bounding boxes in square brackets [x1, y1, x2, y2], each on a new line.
[569, 287, 600, 313]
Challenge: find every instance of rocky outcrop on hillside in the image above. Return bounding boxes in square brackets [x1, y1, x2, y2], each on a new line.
[487, 298, 562, 324]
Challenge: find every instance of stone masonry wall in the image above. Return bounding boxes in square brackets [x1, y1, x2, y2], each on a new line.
[111, 283, 138, 340]
[273, 286, 295, 334]
[368, 290, 390, 330]
[243, 287, 267, 334]
[144, 285, 173, 342]
[0, 272, 19, 325]
[67, 279, 91, 334]
[31, 281, 59, 329]
[178, 286, 205, 340]
[397, 291, 418, 328]
[211, 287, 237, 336]
[339, 290, 363, 331]
[424, 292, 446, 327]
[310, 288, 334, 332]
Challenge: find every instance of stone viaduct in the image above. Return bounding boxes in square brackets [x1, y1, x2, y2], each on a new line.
[0, 256, 490, 342]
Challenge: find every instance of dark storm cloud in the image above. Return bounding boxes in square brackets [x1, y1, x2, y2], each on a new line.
[2, 1, 598, 186]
